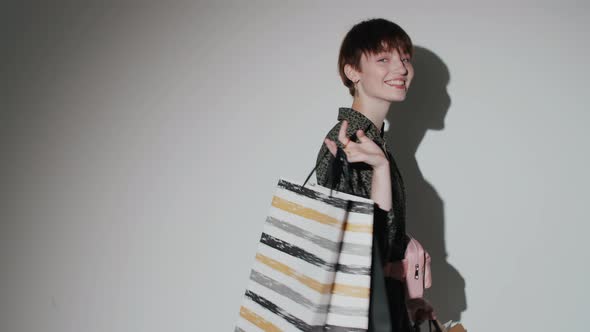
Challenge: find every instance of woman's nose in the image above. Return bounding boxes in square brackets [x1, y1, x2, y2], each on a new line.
[391, 60, 408, 74]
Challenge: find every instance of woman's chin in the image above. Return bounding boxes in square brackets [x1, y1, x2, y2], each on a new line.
[384, 94, 407, 102]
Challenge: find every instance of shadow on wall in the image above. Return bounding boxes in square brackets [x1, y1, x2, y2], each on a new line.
[387, 46, 467, 323]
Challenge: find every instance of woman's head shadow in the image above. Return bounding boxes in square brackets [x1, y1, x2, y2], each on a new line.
[386, 46, 467, 323]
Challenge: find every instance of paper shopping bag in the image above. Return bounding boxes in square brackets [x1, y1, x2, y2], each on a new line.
[235, 176, 375, 332]
[441, 321, 467, 332]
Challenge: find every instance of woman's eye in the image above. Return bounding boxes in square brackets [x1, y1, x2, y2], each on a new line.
[380, 57, 410, 63]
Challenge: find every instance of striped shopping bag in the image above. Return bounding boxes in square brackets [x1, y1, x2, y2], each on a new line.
[236, 148, 374, 332]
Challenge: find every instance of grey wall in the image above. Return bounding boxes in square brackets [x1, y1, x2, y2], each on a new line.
[2, 1, 589, 331]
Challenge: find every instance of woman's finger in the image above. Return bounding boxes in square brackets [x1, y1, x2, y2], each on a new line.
[338, 120, 351, 147]
[356, 129, 370, 143]
[324, 138, 337, 157]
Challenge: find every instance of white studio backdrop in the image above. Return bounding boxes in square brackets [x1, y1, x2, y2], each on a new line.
[2, 1, 589, 331]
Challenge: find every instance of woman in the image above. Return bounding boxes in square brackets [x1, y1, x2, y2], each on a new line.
[315, 18, 426, 332]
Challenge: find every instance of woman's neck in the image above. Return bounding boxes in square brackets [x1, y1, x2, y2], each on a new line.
[350, 98, 390, 134]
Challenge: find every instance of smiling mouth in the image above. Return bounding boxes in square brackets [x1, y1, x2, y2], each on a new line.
[385, 80, 406, 89]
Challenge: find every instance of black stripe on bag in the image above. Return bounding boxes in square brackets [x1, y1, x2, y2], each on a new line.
[244, 290, 311, 331]
[245, 290, 369, 332]
[250, 269, 368, 316]
[265, 216, 372, 257]
[260, 233, 370, 275]
[310, 324, 367, 332]
[277, 179, 373, 214]
[250, 269, 329, 313]
[335, 262, 371, 275]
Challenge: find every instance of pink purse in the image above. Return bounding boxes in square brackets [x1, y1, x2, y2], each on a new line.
[383, 234, 432, 299]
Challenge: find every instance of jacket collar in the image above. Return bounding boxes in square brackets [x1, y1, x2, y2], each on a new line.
[337, 107, 385, 142]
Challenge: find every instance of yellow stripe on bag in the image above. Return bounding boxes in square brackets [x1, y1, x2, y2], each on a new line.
[344, 222, 372, 233]
[332, 283, 370, 298]
[271, 196, 372, 233]
[239, 306, 281, 332]
[255, 253, 369, 298]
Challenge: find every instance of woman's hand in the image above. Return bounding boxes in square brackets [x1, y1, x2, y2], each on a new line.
[324, 120, 388, 170]
[406, 298, 437, 322]
[324, 119, 392, 211]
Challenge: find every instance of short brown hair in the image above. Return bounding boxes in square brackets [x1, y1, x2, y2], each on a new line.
[338, 18, 414, 97]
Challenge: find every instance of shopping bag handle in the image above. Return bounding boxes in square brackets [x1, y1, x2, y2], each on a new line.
[302, 143, 355, 195]
[426, 319, 443, 332]
[430, 319, 443, 332]
[302, 121, 383, 194]
[412, 319, 443, 332]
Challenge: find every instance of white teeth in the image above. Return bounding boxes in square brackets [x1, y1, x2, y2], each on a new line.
[386, 80, 405, 85]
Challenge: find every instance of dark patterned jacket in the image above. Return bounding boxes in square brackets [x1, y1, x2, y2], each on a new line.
[314, 107, 409, 263]
[314, 107, 412, 331]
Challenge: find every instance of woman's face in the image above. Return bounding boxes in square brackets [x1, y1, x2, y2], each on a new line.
[355, 47, 414, 102]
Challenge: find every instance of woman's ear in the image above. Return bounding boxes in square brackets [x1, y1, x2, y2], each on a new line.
[344, 64, 359, 83]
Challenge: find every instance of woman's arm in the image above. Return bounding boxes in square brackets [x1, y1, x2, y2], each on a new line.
[371, 159, 392, 212]
[321, 120, 393, 209]
[315, 123, 401, 263]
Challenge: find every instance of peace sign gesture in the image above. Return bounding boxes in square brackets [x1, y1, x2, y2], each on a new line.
[323, 120, 389, 170]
